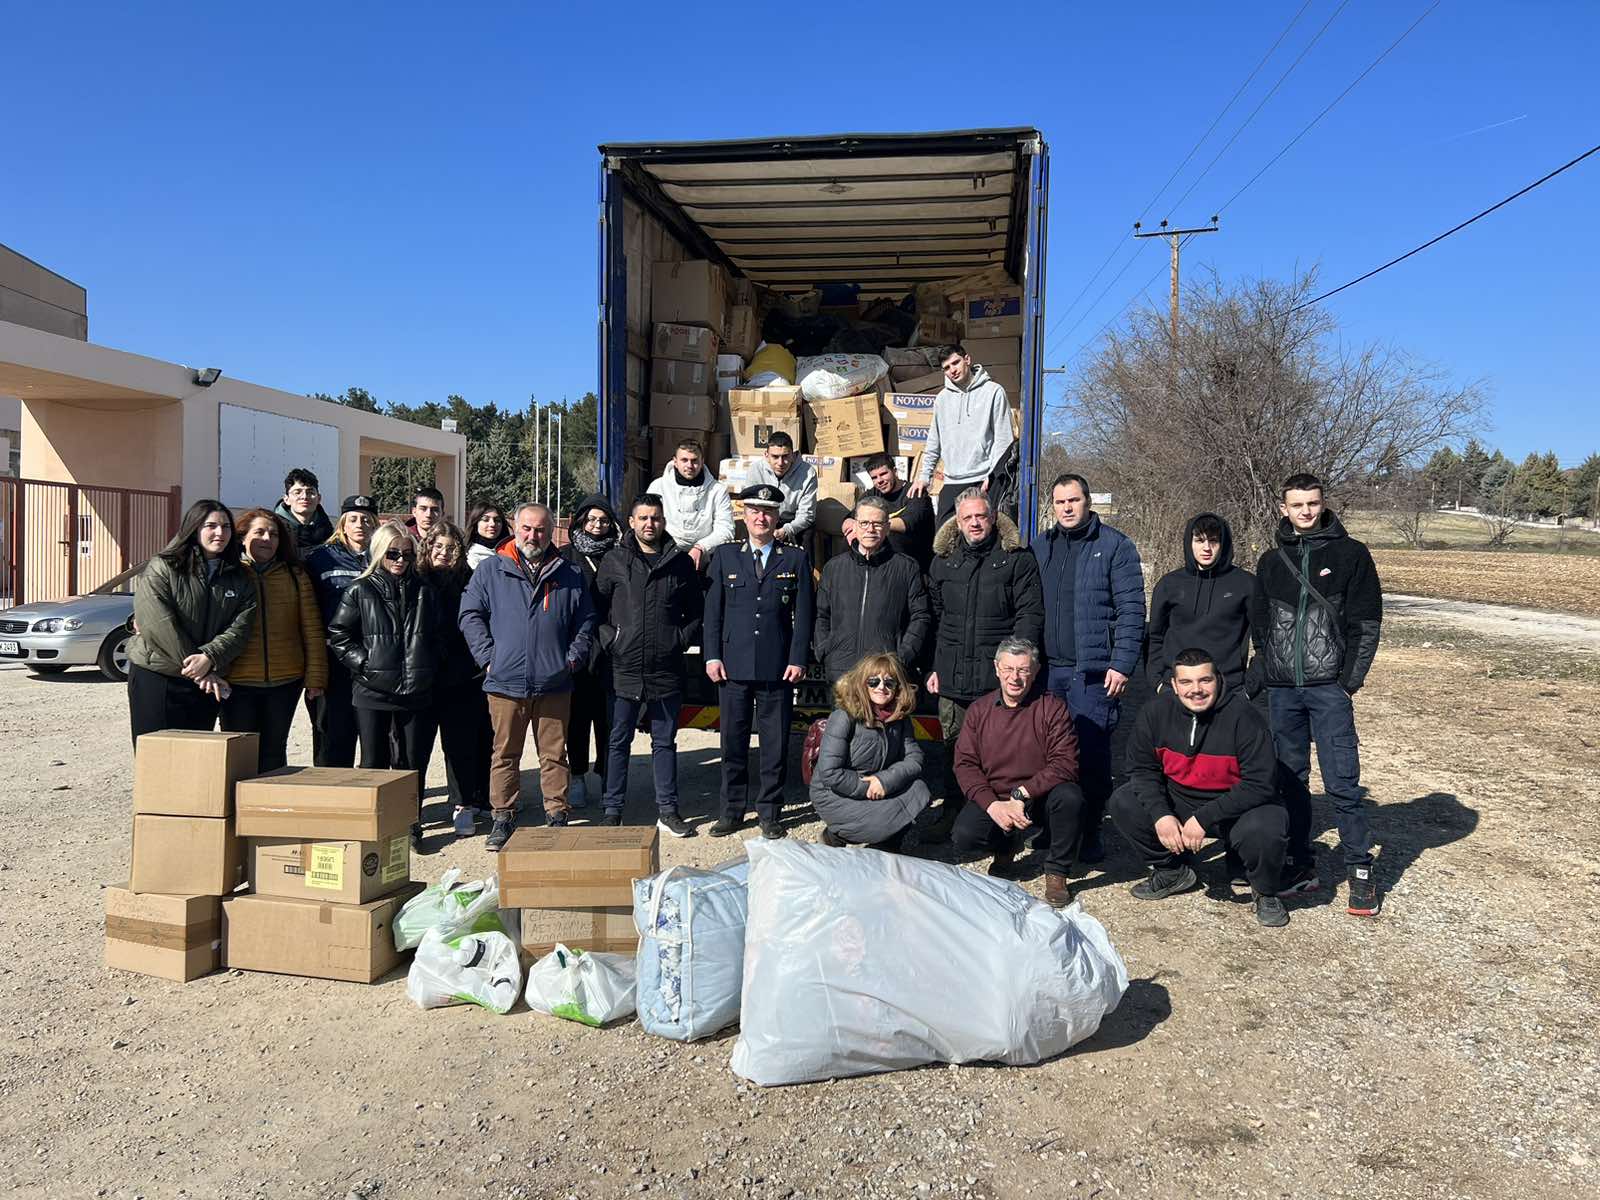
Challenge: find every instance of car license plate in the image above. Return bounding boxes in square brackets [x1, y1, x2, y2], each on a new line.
[0, 640, 19, 656]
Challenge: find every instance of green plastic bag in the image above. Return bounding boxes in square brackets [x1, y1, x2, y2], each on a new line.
[524, 944, 637, 1027]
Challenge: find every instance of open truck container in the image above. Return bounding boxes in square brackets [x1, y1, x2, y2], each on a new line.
[596, 129, 1050, 733]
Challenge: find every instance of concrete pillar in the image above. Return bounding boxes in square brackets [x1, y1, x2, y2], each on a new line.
[434, 450, 464, 521]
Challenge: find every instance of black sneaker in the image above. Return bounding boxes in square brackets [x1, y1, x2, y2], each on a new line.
[1277, 860, 1321, 896]
[656, 812, 695, 839]
[545, 811, 569, 828]
[708, 816, 741, 838]
[486, 816, 516, 851]
[758, 819, 786, 841]
[1253, 891, 1290, 928]
[820, 827, 847, 848]
[1347, 865, 1381, 917]
[600, 811, 623, 828]
[410, 821, 424, 851]
[1078, 829, 1106, 864]
[988, 849, 1027, 880]
[1130, 864, 1198, 900]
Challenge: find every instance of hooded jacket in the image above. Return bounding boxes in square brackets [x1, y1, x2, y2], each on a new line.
[274, 501, 333, 556]
[128, 549, 258, 678]
[748, 456, 818, 538]
[594, 536, 702, 702]
[655, 463, 735, 554]
[458, 543, 596, 698]
[917, 363, 1015, 487]
[813, 540, 931, 683]
[1124, 681, 1276, 832]
[1249, 510, 1382, 692]
[1030, 512, 1146, 677]
[327, 568, 440, 708]
[927, 513, 1045, 702]
[1146, 513, 1255, 687]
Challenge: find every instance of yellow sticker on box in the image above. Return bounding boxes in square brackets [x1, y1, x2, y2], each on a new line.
[306, 844, 344, 891]
[381, 835, 408, 884]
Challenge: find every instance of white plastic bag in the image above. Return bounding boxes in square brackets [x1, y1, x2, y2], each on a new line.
[406, 926, 522, 1014]
[524, 944, 637, 1027]
[392, 868, 511, 951]
[730, 840, 1128, 1086]
[795, 353, 887, 402]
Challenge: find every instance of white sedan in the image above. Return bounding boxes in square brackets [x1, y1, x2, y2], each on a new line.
[0, 564, 139, 681]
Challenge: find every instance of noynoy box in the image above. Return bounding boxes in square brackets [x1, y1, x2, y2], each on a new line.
[133, 730, 259, 818]
[104, 886, 221, 982]
[130, 815, 243, 897]
[520, 906, 638, 959]
[221, 883, 423, 984]
[652, 322, 720, 366]
[248, 835, 411, 905]
[806, 394, 885, 457]
[882, 393, 938, 457]
[499, 826, 659, 909]
[234, 768, 417, 842]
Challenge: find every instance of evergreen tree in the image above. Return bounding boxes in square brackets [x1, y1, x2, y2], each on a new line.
[1570, 453, 1600, 519]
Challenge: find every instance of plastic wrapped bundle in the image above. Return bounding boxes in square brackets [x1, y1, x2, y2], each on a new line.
[633, 860, 751, 1042]
[795, 353, 887, 402]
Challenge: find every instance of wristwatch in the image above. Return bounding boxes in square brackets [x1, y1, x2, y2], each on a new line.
[1009, 787, 1027, 803]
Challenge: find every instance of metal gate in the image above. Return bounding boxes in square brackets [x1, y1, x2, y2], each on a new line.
[0, 477, 181, 608]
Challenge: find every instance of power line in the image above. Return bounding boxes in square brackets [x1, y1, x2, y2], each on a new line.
[1292, 141, 1600, 311]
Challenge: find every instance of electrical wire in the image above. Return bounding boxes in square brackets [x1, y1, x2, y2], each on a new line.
[1292, 141, 1600, 311]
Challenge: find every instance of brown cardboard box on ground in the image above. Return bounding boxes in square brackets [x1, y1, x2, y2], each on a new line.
[234, 768, 417, 842]
[499, 826, 659, 909]
[133, 730, 259, 817]
[652, 428, 726, 470]
[130, 815, 243, 896]
[723, 304, 758, 358]
[221, 883, 423, 984]
[104, 886, 221, 982]
[650, 392, 718, 432]
[520, 906, 638, 959]
[816, 482, 862, 536]
[652, 358, 716, 396]
[962, 336, 1021, 366]
[248, 834, 411, 905]
[652, 322, 720, 366]
[727, 387, 803, 456]
[806, 394, 885, 457]
[882, 393, 939, 458]
[652, 260, 727, 331]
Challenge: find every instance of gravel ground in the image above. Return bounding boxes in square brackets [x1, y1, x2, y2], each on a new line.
[1, 639, 1596, 1200]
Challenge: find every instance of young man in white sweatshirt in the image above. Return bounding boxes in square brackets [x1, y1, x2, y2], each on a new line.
[908, 344, 1016, 525]
[654, 438, 734, 571]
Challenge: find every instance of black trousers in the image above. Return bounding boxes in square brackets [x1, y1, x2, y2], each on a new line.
[307, 658, 359, 768]
[567, 670, 610, 783]
[952, 780, 1088, 876]
[415, 677, 492, 811]
[220, 679, 303, 773]
[719, 679, 794, 823]
[354, 705, 430, 821]
[127, 663, 219, 747]
[1108, 782, 1287, 893]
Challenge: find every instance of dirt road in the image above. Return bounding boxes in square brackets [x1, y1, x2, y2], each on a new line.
[1386, 593, 1600, 650]
[1, 643, 1596, 1200]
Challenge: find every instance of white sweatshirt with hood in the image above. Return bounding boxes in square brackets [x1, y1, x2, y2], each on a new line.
[917, 364, 1015, 486]
[655, 462, 735, 553]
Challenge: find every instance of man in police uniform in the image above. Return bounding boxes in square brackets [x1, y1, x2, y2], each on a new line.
[703, 484, 815, 839]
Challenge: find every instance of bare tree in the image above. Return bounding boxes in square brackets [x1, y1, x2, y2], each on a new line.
[1063, 269, 1485, 575]
[1374, 471, 1435, 548]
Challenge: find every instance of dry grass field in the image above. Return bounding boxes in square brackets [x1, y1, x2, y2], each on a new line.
[1344, 510, 1600, 555]
[1371, 550, 1600, 617]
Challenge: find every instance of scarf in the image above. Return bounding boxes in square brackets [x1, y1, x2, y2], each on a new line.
[570, 527, 618, 558]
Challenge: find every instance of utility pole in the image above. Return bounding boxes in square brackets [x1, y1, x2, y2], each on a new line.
[1132, 217, 1219, 386]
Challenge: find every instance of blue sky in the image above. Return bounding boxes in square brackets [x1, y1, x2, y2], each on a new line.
[3, 1, 1596, 462]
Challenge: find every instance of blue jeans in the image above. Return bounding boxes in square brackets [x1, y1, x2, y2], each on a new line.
[602, 692, 682, 815]
[1046, 666, 1120, 830]
[1268, 683, 1372, 868]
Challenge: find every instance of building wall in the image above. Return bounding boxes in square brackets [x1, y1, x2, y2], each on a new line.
[21, 397, 184, 491]
[0, 245, 87, 341]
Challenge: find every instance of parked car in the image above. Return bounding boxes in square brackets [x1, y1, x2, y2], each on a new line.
[0, 563, 140, 681]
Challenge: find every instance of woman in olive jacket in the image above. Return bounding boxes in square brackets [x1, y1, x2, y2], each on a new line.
[327, 521, 440, 845]
[127, 499, 258, 745]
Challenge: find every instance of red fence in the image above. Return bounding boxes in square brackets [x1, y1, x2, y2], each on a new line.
[0, 477, 182, 608]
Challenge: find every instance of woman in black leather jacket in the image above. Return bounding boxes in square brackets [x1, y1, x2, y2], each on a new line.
[328, 521, 440, 846]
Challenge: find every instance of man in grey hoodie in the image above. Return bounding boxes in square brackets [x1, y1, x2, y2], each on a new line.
[909, 344, 1016, 525]
[748, 431, 817, 544]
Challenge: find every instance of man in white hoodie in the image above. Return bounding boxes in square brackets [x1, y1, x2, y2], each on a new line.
[655, 438, 735, 570]
[909, 344, 1016, 526]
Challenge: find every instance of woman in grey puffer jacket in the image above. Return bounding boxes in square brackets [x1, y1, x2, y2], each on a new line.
[811, 653, 930, 850]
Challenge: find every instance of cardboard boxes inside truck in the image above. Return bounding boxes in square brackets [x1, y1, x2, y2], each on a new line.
[650, 392, 718, 432]
[805, 394, 885, 457]
[652, 322, 720, 366]
[651, 358, 716, 396]
[727, 387, 803, 456]
[882, 393, 937, 458]
[651, 259, 727, 331]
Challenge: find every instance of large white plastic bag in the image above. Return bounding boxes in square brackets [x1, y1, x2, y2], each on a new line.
[795, 353, 887, 402]
[393, 868, 510, 951]
[524, 944, 637, 1027]
[730, 840, 1128, 1086]
[634, 864, 750, 1042]
[406, 926, 522, 1014]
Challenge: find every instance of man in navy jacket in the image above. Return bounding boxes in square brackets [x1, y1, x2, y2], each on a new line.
[460, 502, 596, 849]
[1031, 473, 1146, 863]
[703, 484, 814, 840]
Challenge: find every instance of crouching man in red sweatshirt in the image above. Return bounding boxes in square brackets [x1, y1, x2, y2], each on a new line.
[1110, 646, 1290, 927]
[951, 636, 1083, 908]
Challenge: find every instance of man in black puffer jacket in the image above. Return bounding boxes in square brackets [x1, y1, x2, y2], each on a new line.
[813, 495, 931, 684]
[1248, 473, 1383, 917]
[1147, 512, 1255, 690]
[924, 487, 1044, 838]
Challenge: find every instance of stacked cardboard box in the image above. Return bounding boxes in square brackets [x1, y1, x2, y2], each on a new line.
[727, 387, 802, 456]
[499, 826, 659, 958]
[223, 768, 421, 983]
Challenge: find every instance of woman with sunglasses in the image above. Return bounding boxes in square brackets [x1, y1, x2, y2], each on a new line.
[465, 502, 510, 569]
[328, 521, 441, 847]
[810, 652, 930, 851]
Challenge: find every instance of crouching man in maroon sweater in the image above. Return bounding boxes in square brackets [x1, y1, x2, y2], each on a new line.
[951, 636, 1084, 908]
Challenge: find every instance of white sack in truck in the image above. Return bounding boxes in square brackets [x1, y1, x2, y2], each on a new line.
[730, 839, 1128, 1086]
[795, 354, 887, 403]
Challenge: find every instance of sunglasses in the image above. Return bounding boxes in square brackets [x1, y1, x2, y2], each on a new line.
[865, 676, 900, 691]
[384, 549, 416, 562]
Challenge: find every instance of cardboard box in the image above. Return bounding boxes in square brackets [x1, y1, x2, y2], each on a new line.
[652, 427, 725, 470]
[910, 316, 961, 348]
[130, 815, 243, 897]
[881, 393, 939, 456]
[234, 767, 417, 842]
[723, 304, 758, 358]
[962, 336, 1021, 367]
[816, 482, 862, 536]
[652, 259, 727, 331]
[248, 835, 411, 906]
[499, 826, 659, 909]
[987, 364, 1021, 397]
[959, 285, 1022, 324]
[802, 453, 848, 484]
[650, 392, 718, 432]
[520, 906, 638, 959]
[806, 394, 885, 457]
[913, 454, 946, 495]
[728, 276, 756, 308]
[963, 315, 1024, 339]
[727, 387, 803, 456]
[652, 358, 716, 396]
[104, 886, 220, 983]
[718, 455, 765, 493]
[221, 883, 423, 984]
[850, 455, 911, 490]
[896, 370, 945, 394]
[652, 322, 720, 366]
[133, 730, 259, 818]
